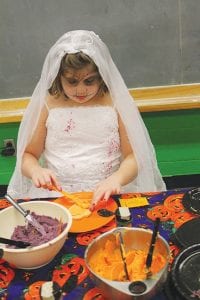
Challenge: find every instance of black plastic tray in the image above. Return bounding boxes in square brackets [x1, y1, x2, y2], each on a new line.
[171, 244, 200, 300]
[173, 217, 200, 248]
[182, 188, 200, 214]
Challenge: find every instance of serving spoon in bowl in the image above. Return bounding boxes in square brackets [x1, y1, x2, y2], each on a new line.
[4, 194, 46, 236]
[0, 237, 30, 248]
[145, 217, 160, 279]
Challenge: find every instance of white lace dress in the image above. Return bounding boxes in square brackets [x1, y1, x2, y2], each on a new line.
[32, 105, 121, 197]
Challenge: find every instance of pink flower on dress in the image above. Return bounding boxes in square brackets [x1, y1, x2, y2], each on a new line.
[64, 117, 75, 134]
[108, 138, 120, 156]
[101, 161, 113, 177]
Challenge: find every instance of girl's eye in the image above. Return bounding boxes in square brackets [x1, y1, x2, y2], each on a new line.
[66, 78, 78, 85]
[84, 75, 99, 85]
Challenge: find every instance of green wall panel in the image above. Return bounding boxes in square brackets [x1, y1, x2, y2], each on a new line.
[142, 109, 200, 176]
[0, 110, 199, 184]
[0, 156, 16, 184]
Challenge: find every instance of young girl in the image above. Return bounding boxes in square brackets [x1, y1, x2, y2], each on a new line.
[8, 30, 166, 205]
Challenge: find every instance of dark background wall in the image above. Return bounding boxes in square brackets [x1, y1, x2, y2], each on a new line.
[0, 0, 200, 99]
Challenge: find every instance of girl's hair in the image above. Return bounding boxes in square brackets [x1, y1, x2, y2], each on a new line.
[49, 52, 108, 97]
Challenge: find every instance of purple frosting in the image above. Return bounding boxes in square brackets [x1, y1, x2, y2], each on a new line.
[10, 212, 67, 247]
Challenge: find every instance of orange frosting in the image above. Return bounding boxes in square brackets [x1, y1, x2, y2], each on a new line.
[89, 237, 166, 282]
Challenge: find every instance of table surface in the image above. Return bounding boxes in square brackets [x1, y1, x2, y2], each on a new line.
[0, 188, 197, 300]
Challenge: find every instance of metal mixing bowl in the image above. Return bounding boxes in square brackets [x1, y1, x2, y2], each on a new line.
[85, 227, 170, 300]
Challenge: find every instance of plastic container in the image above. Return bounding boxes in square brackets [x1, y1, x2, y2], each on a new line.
[115, 207, 132, 227]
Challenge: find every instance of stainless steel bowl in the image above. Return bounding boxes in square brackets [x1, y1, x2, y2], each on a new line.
[85, 227, 170, 300]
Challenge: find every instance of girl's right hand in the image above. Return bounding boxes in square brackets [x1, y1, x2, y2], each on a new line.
[90, 173, 121, 210]
[30, 166, 61, 191]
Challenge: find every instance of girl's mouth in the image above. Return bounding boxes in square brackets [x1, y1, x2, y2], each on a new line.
[76, 95, 86, 100]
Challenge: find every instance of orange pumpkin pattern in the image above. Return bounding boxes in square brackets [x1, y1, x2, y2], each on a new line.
[147, 193, 197, 228]
[24, 281, 45, 300]
[0, 190, 197, 299]
[83, 287, 105, 300]
[0, 262, 15, 289]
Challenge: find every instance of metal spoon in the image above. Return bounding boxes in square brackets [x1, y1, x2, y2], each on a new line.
[146, 217, 160, 278]
[4, 194, 46, 236]
[118, 230, 130, 281]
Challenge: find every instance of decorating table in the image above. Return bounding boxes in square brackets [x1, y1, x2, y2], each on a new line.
[0, 188, 198, 300]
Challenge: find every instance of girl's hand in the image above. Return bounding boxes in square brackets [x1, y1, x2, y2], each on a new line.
[90, 173, 121, 209]
[30, 166, 61, 191]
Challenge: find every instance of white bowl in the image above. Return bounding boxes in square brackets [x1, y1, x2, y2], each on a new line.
[0, 201, 72, 269]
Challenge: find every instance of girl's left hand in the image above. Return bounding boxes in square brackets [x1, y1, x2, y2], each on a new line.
[90, 173, 121, 209]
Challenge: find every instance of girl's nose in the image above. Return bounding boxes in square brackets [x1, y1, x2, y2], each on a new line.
[76, 83, 87, 95]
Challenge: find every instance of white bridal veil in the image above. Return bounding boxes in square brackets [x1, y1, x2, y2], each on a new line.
[8, 30, 166, 198]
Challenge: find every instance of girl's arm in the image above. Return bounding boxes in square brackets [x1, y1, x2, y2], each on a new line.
[114, 114, 138, 185]
[91, 114, 138, 207]
[21, 106, 60, 189]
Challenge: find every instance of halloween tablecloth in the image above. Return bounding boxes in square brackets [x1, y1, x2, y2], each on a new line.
[0, 188, 197, 300]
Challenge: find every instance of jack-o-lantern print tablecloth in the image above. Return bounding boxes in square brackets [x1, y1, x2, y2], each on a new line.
[0, 188, 197, 300]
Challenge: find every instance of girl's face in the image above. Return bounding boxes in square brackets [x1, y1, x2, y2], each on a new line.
[61, 64, 102, 103]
